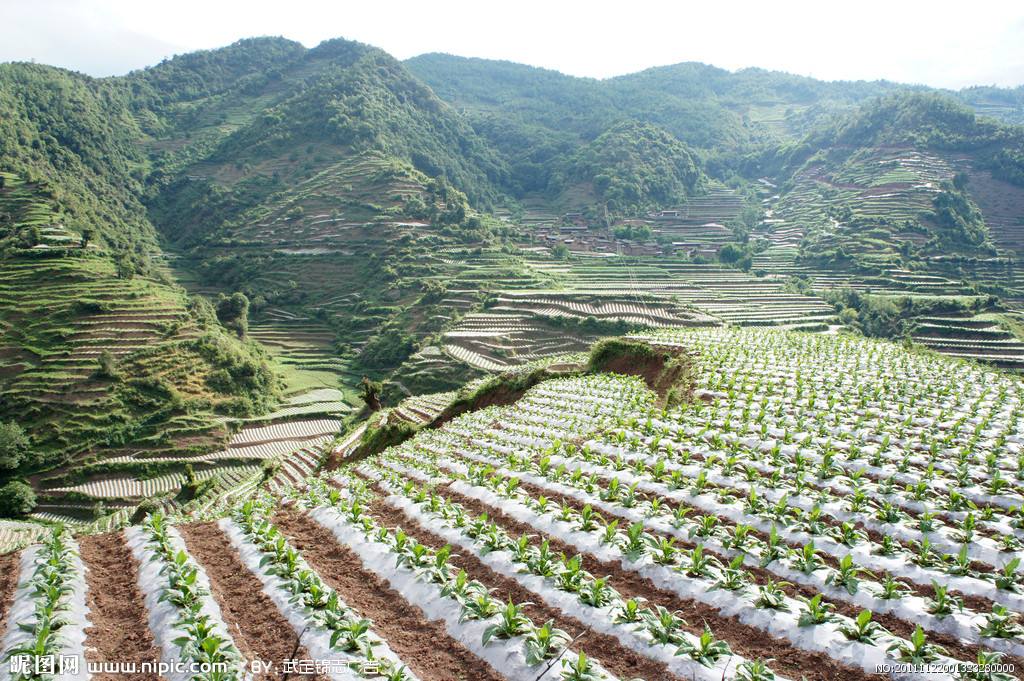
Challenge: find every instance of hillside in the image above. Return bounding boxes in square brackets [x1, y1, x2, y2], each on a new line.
[2, 36, 1024, 529]
[0, 59, 345, 529]
[2, 32, 1024, 677]
[2, 330, 1024, 680]
[564, 121, 705, 214]
[405, 54, 1024, 186]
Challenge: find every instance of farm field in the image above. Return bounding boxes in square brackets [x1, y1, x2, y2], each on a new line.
[2, 29, 1024, 681]
[2, 329, 1023, 680]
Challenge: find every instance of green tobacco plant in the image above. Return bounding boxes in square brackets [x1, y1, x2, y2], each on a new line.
[887, 625, 947, 664]
[482, 601, 533, 644]
[524, 620, 569, 665]
[839, 610, 885, 643]
[676, 625, 732, 667]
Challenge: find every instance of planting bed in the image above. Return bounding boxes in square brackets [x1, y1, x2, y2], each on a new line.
[3, 328, 1022, 680]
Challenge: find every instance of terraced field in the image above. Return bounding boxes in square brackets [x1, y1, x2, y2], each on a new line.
[3, 329, 1023, 680]
[421, 251, 843, 377]
[767, 149, 954, 263]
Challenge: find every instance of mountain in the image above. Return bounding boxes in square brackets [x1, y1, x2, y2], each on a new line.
[407, 54, 1024, 183]
[3, 36, 1024, 523]
[137, 36, 510, 246]
[0, 63, 154, 257]
[0, 61, 277, 504]
[763, 92, 1024, 271]
[565, 121, 705, 214]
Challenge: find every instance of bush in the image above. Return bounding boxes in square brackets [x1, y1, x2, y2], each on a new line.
[215, 292, 250, 337]
[0, 480, 36, 517]
[360, 377, 383, 411]
[94, 350, 120, 379]
[260, 459, 281, 482]
[0, 421, 29, 470]
[354, 420, 418, 459]
[358, 327, 416, 371]
[130, 499, 160, 523]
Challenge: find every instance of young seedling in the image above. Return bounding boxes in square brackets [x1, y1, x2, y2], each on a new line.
[676, 625, 732, 667]
[797, 594, 836, 627]
[524, 619, 570, 665]
[839, 610, 885, 643]
[887, 625, 947, 664]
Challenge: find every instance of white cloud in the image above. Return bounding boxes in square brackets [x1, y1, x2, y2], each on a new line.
[0, 0, 1021, 88]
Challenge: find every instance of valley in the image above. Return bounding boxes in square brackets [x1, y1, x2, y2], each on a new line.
[1, 28, 1024, 680]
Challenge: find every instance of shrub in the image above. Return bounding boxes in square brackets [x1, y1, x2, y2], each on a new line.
[358, 327, 416, 371]
[94, 350, 120, 380]
[0, 480, 36, 517]
[216, 292, 250, 338]
[131, 499, 160, 523]
[0, 421, 29, 470]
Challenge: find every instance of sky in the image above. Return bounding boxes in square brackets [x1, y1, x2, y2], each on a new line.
[1, 0, 1023, 89]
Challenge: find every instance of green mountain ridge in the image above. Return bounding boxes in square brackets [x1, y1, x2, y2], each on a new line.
[2, 36, 1024, 520]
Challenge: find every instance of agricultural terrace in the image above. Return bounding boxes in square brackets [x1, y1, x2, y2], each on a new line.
[2, 329, 1023, 681]
[0, 175, 343, 534]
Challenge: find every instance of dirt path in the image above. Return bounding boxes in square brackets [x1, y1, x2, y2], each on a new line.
[178, 522, 321, 681]
[272, 507, 505, 681]
[79, 532, 162, 681]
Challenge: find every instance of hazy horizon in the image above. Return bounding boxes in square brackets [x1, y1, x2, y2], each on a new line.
[2, 0, 1023, 90]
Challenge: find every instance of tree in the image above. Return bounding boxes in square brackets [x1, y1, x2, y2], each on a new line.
[0, 421, 29, 470]
[552, 244, 570, 260]
[360, 376, 383, 411]
[718, 243, 745, 264]
[216, 292, 250, 337]
[20, 226, 41, 248]
[95, 350, 119, 379]
[952, 172, 969, 191]
[0, 480, 36, 517]
[80, 227, 93, 248]
[115, 253, 135, 279]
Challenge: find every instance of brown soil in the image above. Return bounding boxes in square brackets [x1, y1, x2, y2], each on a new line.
[429, 472, 1024, 676]
[385, 475, 869, 681]
[177, 522, 321, 680]
[458, 438, 1008, 616]
[79, 532, 163, 681]
[271, 507, 506, 681]
[588, 339, 694, 404]
[0, 550, 20, 634]
[363, 486, 678, 681]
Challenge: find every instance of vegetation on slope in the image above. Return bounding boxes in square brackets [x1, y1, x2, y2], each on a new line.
[795, 93, 1024, 186]
[564, 121, 704, 214]
[0, 63, 154, 262]
[0, 172, 276, 517]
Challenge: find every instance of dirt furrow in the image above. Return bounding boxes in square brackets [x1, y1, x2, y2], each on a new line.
[377, 462, 878, 681]
[436, 466, 1017, 674]
[271, 507, 505, 681]
[178, 522, 321, 681]
[0, 550, 21, 635]
[79, 532, 163, 681]
[362, 487, 679, 681]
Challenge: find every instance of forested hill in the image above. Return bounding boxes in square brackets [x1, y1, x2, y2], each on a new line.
[0, 58, 277, 506]
[792, 92, 1024, 185]
[4, 36, 1024, 524]
[0, 62, 155, 261]
[131, 36, 511, 244]
[406, 53, 1024, 185]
